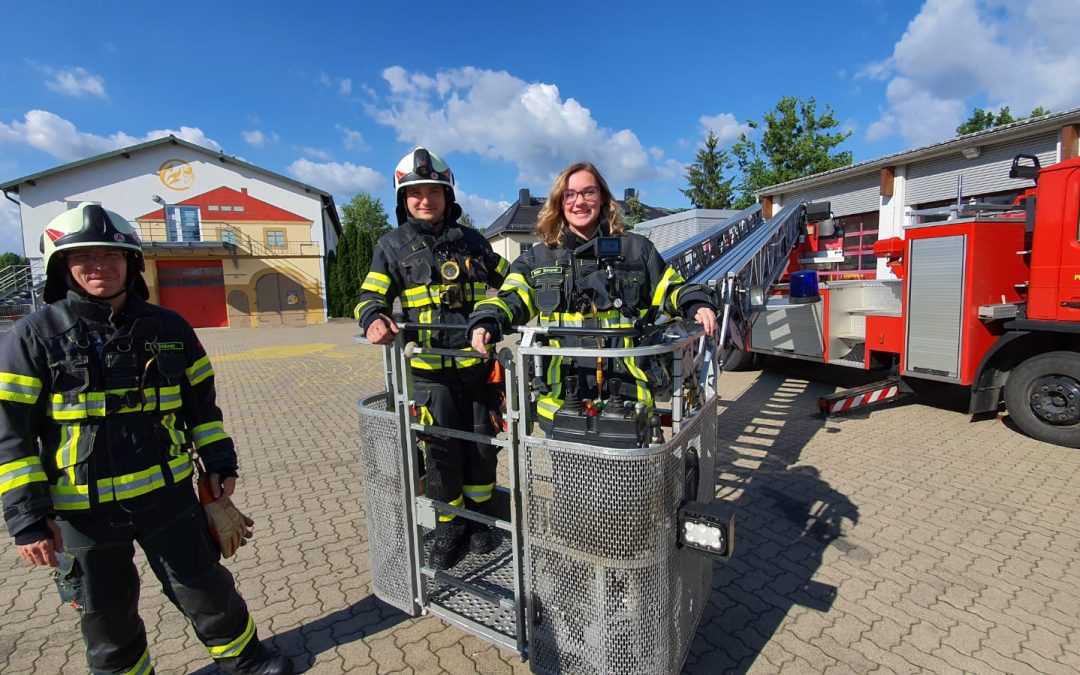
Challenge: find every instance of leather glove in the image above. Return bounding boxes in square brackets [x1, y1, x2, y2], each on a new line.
[198, 477, 254, 558]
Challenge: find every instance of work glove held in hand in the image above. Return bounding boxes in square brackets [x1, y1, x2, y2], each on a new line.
[198, 477, 254, 558]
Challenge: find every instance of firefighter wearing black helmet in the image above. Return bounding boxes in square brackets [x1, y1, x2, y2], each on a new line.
[355, 148, 510, 570]
[0, 203, 292, 674]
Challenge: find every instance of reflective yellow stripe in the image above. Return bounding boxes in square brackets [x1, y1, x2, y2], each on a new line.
[55, 422, 81, 484]
[439, 495, 465, 522]
[161, 413, 187, 453]
[186, 356, 214, 386]
[51, 455, 194, 510]
[191, 421, 228, 449]
[48, 386, 183, 419]
[501, 273, 536, 317]
[361, 271, 391, 293]
[354, 299, 383, 320]
[403, 285, 438, 308]
[474, 296, 514, 322]
[494, 257, 509, 276]
[651, 266, 683, 310]
[415, 404, 435, 426]
[537, 394, 562, 420]
[463, 482, 494, 502]
[0, 372, 42, 404]
[0, 456, 48, 497]
[209, 615, 256, 658]
[121, 647, 152, 675]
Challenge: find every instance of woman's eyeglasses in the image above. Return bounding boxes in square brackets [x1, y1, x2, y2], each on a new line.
[563, 187, 602, 204]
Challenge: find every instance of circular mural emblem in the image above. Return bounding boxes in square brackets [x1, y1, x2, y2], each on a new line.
[158, 159, 195, 191]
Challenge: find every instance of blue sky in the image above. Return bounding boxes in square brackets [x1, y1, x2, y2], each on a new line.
[3, 0, 1080, 255]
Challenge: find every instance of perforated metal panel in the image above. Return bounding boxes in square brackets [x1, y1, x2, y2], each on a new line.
[522, 402, 717, 675]
[357, 393, 420, 616]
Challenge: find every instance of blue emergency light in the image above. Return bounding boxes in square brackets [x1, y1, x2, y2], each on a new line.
[789, 270, 820, 304]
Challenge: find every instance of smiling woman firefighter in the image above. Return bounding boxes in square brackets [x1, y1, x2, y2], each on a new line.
[0, 203, 292, 675]
[468, 162, 718, 432]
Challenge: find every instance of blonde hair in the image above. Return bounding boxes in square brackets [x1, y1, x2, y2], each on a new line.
[534, 162, 625, 247]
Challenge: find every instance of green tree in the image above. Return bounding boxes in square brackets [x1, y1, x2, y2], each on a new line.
[459, 211, 476, 229]
[731, 96, 853, 208]
[0, 252, 29, 270]
[682, 131, 735, 209]
[620, 192, 647, 228]
[327, 193, 390, 317]
[956, 105, 1051, 136]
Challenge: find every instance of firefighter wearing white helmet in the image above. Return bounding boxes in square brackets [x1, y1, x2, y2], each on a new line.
[0, 203, 293, 674]
[356, 148, 510, 570]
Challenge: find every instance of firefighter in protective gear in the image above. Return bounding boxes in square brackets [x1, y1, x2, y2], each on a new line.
[0, 204, 292, 675]
[356, 148, 510, 570]
[468, 162, 718, 427]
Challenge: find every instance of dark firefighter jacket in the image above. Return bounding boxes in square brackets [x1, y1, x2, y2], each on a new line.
[355, 218, 509, 372]
[0, 292, 236, 540]
[468, 226, 714, 421]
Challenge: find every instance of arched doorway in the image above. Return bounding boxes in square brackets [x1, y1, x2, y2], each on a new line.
[227, 290, 251, 328]
[255, 273, 307, 327]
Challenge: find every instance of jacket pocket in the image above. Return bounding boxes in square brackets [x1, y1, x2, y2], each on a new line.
[49, 356, 89, 405]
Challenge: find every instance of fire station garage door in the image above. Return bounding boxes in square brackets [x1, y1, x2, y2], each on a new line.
[156, 260, 227, 328]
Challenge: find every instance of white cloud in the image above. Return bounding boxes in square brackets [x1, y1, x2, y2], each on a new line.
[299, 146, 332, 161]
[369, 65, 674, 187]
[0, 202, 23, 255]
[317, 72, 352, 96]
[242, 130, 266, 147]
[0, 110, 221, 162]
[456, 191, 511, 229]
[337, 124, 367, 151]
[864, 0, 1080, 147]
[44, 66, 107, 98]
[286, 158, 384, 195]
[698, 113, 752, 144]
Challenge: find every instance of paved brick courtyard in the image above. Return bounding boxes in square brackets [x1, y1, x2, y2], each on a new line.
[1, 321, 1077, 674]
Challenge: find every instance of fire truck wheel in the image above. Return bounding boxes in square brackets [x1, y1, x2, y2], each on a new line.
[1004, 351, 1080, 448]
[723, 347, 759, 372]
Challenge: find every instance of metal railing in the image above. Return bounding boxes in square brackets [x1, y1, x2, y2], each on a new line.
[137, 221, 323, 295]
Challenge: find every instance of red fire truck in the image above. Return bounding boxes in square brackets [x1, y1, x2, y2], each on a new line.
[737, 154, 1080, 448]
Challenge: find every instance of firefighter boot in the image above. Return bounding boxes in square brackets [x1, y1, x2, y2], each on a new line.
[465, 498, 498, 555]
[428, 517, 469, 570]
[217, 640, 294, 675]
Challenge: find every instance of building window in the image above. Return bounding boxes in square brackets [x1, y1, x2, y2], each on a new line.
[266, 230, 286, 247]
[233, 205, 244, 212]
[222, 228, 239, 245]
[165, 206, 201, 243]
[207, 205, 220, 211]
[220, 205, 233, 212]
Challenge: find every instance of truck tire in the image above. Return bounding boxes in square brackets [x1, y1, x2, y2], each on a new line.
[723, 347, 759, 372]
[1003, 351, 1080, 448]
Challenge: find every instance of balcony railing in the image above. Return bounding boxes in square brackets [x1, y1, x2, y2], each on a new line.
[136, 221, 320, 257]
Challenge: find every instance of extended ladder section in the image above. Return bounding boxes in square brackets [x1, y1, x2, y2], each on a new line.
[660, 200, 818, 361]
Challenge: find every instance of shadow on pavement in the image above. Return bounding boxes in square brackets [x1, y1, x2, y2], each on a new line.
[683, 366, 861, 674]
[189, 595, 408, 674]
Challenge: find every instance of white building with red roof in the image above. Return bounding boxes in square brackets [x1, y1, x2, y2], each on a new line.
[1, 136, 341, 327]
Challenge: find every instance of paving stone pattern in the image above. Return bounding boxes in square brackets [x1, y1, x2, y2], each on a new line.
[1, 322, 1077, 674]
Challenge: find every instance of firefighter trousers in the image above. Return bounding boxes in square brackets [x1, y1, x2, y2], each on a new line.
[414, 369, 499, 520]
[53, 482, 256, 675]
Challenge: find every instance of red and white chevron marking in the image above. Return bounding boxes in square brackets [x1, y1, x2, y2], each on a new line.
[827, 385, 899, 413]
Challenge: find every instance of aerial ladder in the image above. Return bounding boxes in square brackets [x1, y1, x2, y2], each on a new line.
[356, 200, 828, 674]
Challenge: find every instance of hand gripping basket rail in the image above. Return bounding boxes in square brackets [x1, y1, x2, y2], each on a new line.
[357, 322, 734, 674]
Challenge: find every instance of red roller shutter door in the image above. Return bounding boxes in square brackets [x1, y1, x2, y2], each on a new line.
[156, 260, 228, 328]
